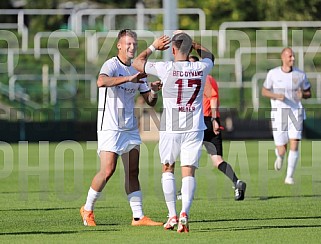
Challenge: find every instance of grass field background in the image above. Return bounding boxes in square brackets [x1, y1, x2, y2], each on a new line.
[1, 140, 321, 243]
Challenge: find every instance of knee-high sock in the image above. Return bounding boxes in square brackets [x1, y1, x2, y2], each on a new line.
[218, 161, 238, 185]
[128, 191, 143, 219]
[287, 150, 299, 178]
[162, 172, 177, 217]
[84, 187, 101, 211]
[180, 176, 196, 216]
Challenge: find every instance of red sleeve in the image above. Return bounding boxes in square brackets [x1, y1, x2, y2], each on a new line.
[208, 76, 218, 99]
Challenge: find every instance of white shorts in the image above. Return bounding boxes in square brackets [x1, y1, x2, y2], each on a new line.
[271, 108, 304, 146]
[159, 131, 204, 168]
[97, 129, 141, 156]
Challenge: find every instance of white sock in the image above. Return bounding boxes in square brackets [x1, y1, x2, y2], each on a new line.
[275, 148, 284, 161]
[287, 150, 299, 178]
[180, 176, 196, 216]
[128, 191, 144, 219]
[162, 172, 176, 218]
[84, 187, 101, 211]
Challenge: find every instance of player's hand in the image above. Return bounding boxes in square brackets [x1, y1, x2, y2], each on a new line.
[150, 80, 162, 92]
[213, 120, 221, 135]
[275, 93, 285, 101]
[295, 89, 303, 100]
[129, 72, 147, 83]
[152, 35, 171, 51]
[173, 30, 184, 35]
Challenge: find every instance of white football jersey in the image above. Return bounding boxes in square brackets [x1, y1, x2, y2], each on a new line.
[97, 57, 150, 131]
[145, 58, 214, 133]
[263, 67, 311, 110]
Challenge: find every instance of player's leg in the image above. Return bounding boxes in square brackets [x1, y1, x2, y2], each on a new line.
[274, 144, 287, 171]
[162, 163, 178, 230]
[177, 131, 203, 233]
[284, 139, 299, 184]
[122, 146, 141, 194]
[122, 146, 142, 220]
[203, 121, 246, 200]
[91, 151, 118, 192]
[284, 109, 302, 184]
[81, 151, 118, 226]
[204, 118, 239, 185]
[160, 131, 180, 230]
[180, 165, 196, 216]
[177, 165, 196, 233]
[272, 114, 288, 171]
[122, 145, 162, 226]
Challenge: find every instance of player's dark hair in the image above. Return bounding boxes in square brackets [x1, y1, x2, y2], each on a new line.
[117, 29, 137, 42]
[172, 32, 193, 55]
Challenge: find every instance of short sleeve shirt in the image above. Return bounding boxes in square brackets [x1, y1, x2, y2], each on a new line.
[97, 57, 150, 131]
[263, 66, 310, 110]
[145, 58, 214, 133]
[203, 75, 220, 117]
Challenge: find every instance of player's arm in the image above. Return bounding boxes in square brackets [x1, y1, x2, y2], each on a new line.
[132, 35, 171, 73]
[192, 41, 215, 63]
[261, 86, 285, 101]
[210, 98, 220, 135]
[210, 98, 219, 119]
[301, 87, 311, 99]
[141, 80, 162, 107]
[97, 73, 147, 87]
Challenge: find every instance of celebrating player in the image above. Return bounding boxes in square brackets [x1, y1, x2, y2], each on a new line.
[133, 31, 214, 232]
[80, 29, 163, 227]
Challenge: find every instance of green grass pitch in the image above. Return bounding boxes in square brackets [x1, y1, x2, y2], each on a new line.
[0, 140, 321, 243]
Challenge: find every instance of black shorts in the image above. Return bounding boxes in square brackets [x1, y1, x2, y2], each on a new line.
[203, 116, 223, 156]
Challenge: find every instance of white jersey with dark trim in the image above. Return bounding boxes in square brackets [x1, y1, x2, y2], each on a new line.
[145, 58, 214, 133]
[263, 66, 311, 110]
[97, 57, 150, 131]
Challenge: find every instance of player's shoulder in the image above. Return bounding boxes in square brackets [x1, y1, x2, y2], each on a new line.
[103, 56, 119, 67]
[200, 58, 214, 65]
[268, 66, 281, 73]
[292, 67, 306, 75]
[160, 61, 174, 71]
[146, 60, 167, 68]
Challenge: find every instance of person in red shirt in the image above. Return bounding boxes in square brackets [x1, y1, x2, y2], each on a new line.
[189, 55, 246, 201]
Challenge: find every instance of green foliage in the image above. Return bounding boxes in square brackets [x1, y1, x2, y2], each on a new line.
[179, 0, 321, 29]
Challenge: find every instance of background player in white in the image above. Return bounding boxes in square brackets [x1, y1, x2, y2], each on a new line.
[262, 47, 311, 184]
[133, 31, 214, 232]
[80, 29, 163, 227]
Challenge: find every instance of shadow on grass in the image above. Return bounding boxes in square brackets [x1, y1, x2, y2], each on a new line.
[1, 206, 118, 212]
[194, 224, 321, 232]
[257, 194, 321, 200]
[0, 229, 120, 236]
[192, 215, 321, 223]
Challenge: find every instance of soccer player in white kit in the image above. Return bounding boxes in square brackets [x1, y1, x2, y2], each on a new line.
[262, 47, 311, 185]
[80, 29, 163, 227]
[133, 31, 214, 232]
